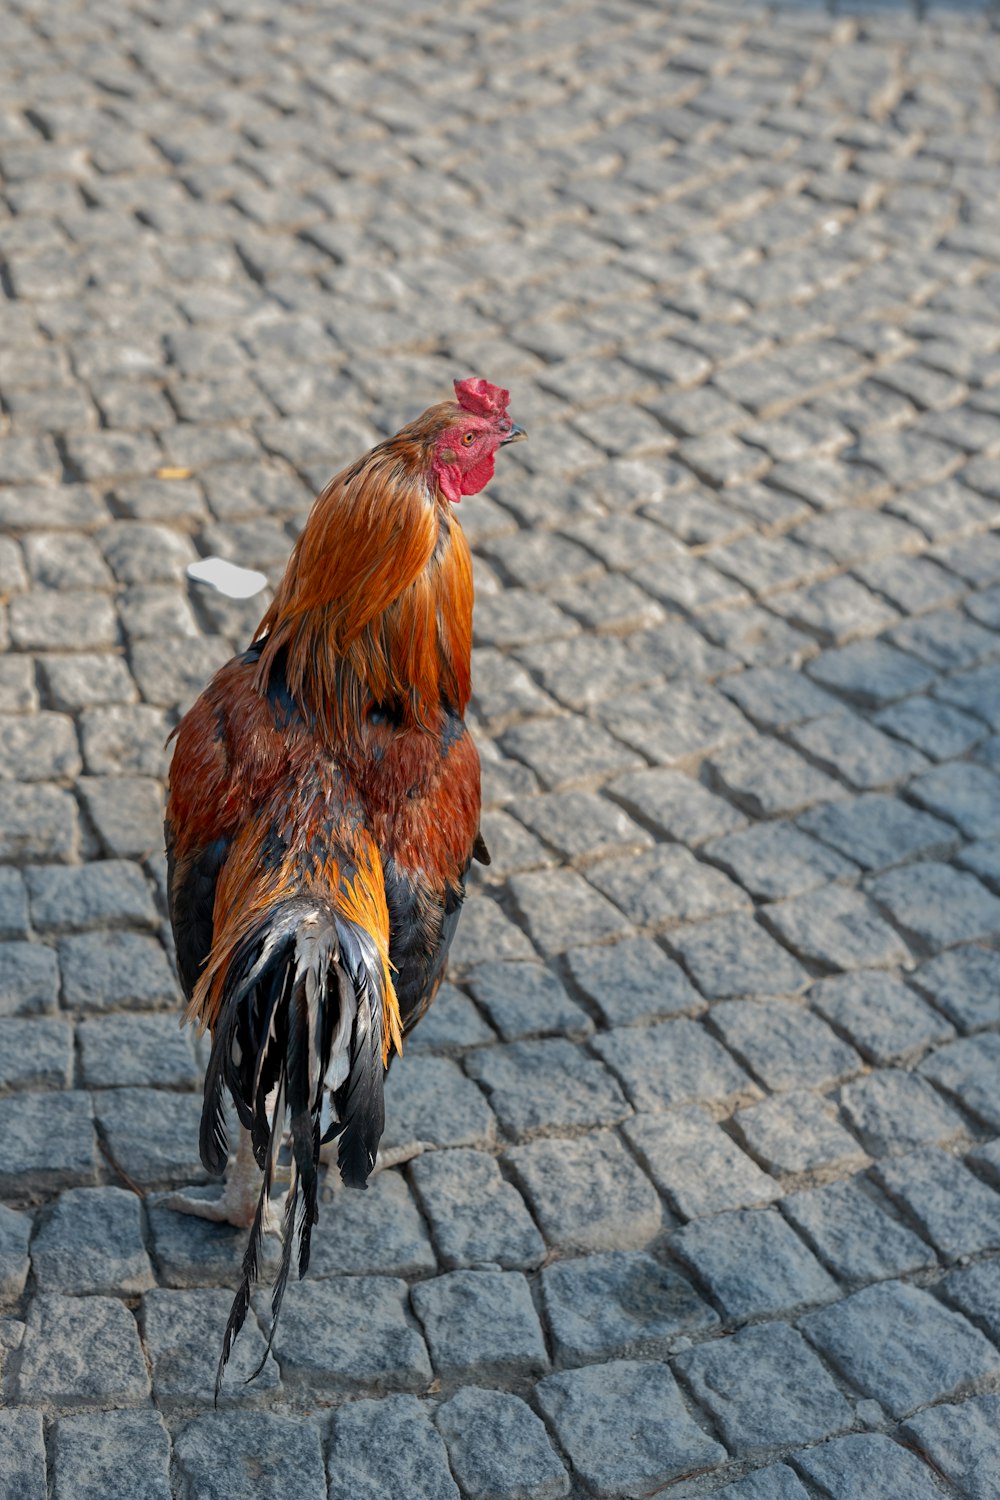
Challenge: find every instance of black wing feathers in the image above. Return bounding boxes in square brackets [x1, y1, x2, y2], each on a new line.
[168, 835, 229, 1002]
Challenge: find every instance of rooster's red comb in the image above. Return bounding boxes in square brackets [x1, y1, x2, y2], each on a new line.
[454, 377, 510, 419]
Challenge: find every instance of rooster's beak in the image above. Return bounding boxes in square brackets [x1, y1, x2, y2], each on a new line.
[501, 424, 526, 445]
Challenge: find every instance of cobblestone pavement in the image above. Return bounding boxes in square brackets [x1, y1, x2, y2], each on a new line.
[1, 0, 1000, 1494]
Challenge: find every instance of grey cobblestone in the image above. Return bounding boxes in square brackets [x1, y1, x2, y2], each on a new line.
[910, 945, 1000, 1031]
[594, 1018, 757, 1114]
[0, 869, 29, 941]
[507, 869, 632, 954]
[0, 1410, 46, 1500]
[707, 735, 844, 819]
[771, 575, 900, 647]
[937, 664, 1000, 734]
[173, 1412, 326, 1500]
[30, 1186, 154, 1296]
[540, 1251, 717, 1367]
[0, 1203, 31, 1299]
[380, 1055, 497, 1155]
[465, 963, 592, 1044]
[798, 793, 956, 872]
[586, 844, 750, 930]
[449, 898, 535, 969]
[59, 931, 176, 1012]
[563, 939, 703, 1028]
[875, 1148, 1000, 1260]
[626, 1107, 781, 1220]
[781, 1177, 935, 1286]
[409, 1150, 544, 1271]
[16, 1293, 149, 1407]
[464, 1038, 628, 1139]
[39, 655, 137, 712]
[76, 776, 165, 860]
[142, 1287, 279, 1408]
[596, 681, 750, 765]
[677, 1322, 853, 1452]
[79, 705, 171, 778]
[405, 984, 496, 1054]
[672, 1208, 838, 1324]
[0, 660, 38, 720]
[25, 861, 156, 933]
[705, 821, 857, 903]
[901, 1396, 1000, 1500]
[506, 1131, 662, 1254]
[839, 1071, 966, 1158]
[0, 1091, 97, 1194]
[310, 1170, 435, 1279]
[145, 1195, 282, 1291]
[77, 1013, 199, 1090]
[939, 1259, 1000, 1351]
[788, 711, 930, 791]
[275, 1277, 431, 1393]
[919, 1034, 1000, 1132]
[93, 1088, 206, 1189]
[908, 761, 1000, 840]
[717, 667, 841, 732]
[536, 1360, 725, 1499]
[712, 1001, 860, 1093]
[435, 1388, 567, 1500]
[764, 884, 913, 971]
[867, 861, 1000, 951]
[800, 1280, 1000, 1419]
[330, 1396, 460, 1500]
[733, 1091, 866, 1178]
[959, 840, 1000, 891]
[0, 1016, 72, 1091]
[667, 913, 811, 999]
[809, 970, 955, 1066]
[412, 1269, 548, 1381]
[792, 1433, 945, 1500]
[0, 784, 79, 864]
[806, 638, 936, 707]
[711, 1468, 809, 1500]
[609, 767, 746, 847]
[52, 1410, 172, 1500]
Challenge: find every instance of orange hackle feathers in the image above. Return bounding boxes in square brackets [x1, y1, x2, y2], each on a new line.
[253, 404, 474, 741]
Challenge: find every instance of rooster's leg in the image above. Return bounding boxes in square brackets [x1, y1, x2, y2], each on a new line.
[164, 1126, 279, 1229]
[374, 1140, 433, 1172]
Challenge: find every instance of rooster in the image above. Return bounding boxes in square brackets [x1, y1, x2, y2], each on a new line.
[163, 378, 524, 1383]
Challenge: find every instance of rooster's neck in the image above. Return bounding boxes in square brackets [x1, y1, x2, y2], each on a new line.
[252, 445, 473, 745]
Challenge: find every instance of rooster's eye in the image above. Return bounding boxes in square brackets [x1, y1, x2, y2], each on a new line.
[461, 432, 476, 446]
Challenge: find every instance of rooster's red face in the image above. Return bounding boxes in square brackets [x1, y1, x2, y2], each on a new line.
[431, 377, 525, 505]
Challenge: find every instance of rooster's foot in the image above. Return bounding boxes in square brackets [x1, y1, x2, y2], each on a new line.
[164, 1130, 280, 1231]
[163, 1184, 282, 1232]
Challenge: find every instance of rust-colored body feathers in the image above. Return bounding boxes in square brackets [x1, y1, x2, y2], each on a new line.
[165, 385, 517, 1387]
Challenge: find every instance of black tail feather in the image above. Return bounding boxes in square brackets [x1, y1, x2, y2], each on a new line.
[199, 1004, 236, 1176]
[203, 898, 388, 1391]
[214, 1075, 283, 1403]
[334, 927, 385, 1189]
[245, 1156, 299, 1387]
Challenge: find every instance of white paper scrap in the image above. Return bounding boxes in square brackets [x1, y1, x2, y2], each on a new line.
[187, 557, 268, 600]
